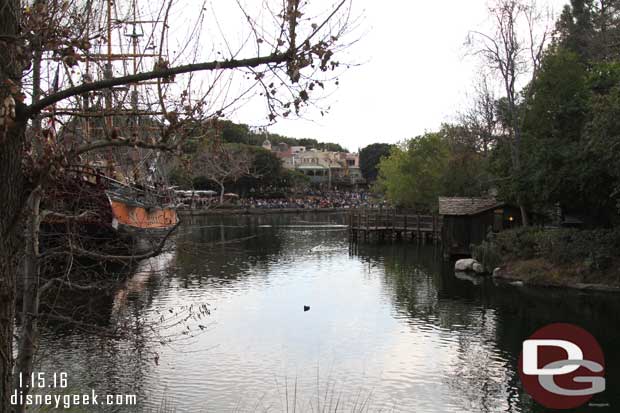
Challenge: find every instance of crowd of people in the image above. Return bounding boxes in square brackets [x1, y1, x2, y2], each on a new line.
[239, 191, 374, 209]
[178, 190, 381, 210]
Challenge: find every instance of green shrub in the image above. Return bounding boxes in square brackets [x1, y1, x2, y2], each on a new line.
[471, 227, 620, 271]
[471, 237, 502, 271]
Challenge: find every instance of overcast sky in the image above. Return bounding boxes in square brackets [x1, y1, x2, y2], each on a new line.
[258, 0, 569, 151]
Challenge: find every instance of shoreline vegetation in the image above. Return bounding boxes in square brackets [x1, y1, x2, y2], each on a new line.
[366, 2, 620, 298]
[471, 227, 620, 293]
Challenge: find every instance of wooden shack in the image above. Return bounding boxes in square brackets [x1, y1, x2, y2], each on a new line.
[439, 197, 523, 257]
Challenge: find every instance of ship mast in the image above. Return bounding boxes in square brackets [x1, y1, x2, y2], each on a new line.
[129, 0, 141, 131]
[104, 0, 114, 176]
[105, 0, 113, 130]
[49, 0, 169, 184]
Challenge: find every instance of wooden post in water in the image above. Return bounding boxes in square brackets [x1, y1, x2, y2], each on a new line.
[416, 214, 421, 241]
[347, 212, 350, 240]
[347, 212, 351, 235]
[379, 209, 384, 242]
[350, 212, 356, 242]
[359, 210, 362, 241]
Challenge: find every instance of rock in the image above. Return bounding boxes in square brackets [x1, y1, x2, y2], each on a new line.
[455, 258, 477, 272]
[454, 271, 483, 285]
[472, 262, 485, 274]
[493, 267, 502, 278]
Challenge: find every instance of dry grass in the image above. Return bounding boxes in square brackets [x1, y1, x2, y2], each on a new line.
[502, 258, 620, 289]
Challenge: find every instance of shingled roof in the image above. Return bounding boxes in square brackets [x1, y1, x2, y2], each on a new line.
[438, 197, 504, 216]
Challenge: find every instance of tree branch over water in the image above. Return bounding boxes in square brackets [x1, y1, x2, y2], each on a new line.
[27, 52, 291, 116]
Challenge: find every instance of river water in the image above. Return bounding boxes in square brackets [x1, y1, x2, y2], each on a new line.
[35, 212, 619, 412]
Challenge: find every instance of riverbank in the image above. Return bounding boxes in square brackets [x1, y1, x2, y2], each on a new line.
[472, 227, 620, 292]
[492, 260, 620, 292]
[177, 207, 354, 216]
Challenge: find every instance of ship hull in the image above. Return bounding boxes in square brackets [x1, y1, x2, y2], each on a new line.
[108, 197, 179, 256]
[41, 177, 178, 261]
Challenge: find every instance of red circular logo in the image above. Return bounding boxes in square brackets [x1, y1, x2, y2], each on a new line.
[518, 323, 605, 410]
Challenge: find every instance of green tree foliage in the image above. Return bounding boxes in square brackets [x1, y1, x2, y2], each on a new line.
[439, 124, 491, 197]
[375, 125, 492, 210]
[555, 0, 620, 62]
[500, 4, 620, 225]
[233, 147, 288, 194]
[359, 143, 393, 182]
[585, 62, 620, 218]
[516, 49, 592, 211]
[471, 0, 620, 226]
[172, 140, 308, 197]
[555, 0, 595, 60]
[221, 121, 253, 144]
[218, 120, 347, 152]
[169, 118, 346, 193]
[375, 133, 449, 210]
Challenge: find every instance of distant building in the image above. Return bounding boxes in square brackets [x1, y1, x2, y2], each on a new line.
[263, 143, 364, 187]
[342, 152, 359, 168]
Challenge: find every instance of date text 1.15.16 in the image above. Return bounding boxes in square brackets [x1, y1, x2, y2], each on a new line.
[18, 372, 68, 389]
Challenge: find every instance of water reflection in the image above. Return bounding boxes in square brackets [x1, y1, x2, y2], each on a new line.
[34, 213, 619, 412]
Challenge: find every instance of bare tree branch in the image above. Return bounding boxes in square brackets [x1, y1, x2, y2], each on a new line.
[68, 221, 180, 263]
[28, 51, 292, 116]
[73, 137, 177, 156]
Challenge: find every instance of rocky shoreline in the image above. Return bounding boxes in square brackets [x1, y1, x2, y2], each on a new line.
[491, 264, 620, 293]
[454, 258, 620, 293]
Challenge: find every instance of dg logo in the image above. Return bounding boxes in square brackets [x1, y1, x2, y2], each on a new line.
[519, 323, 606, 410]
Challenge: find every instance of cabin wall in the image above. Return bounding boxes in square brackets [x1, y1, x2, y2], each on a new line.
[443, 206, 527, 257]
[469, 212, 494, 248]
[442, 216, 470, 257]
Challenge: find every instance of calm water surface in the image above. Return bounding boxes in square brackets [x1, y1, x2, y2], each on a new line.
[37, 213, 620, 412]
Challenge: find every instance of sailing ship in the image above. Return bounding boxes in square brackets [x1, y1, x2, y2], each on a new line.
[40, 0, 179, 258]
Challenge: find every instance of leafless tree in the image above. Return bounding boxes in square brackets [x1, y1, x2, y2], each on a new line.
[460, 74, 500, 156]
[467, 0, 553, 225]
[0, 0, 357, 411]
[192, 140, 255, 205]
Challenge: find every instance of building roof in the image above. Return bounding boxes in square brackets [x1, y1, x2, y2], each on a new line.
[438, 197, 504, 216]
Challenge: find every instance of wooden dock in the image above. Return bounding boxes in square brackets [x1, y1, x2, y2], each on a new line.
[347, 209, 441, 243]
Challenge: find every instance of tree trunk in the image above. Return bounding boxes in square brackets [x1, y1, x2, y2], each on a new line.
[13, 188, 42, 413]
[519, 204, 529, 227]
[0, 1, 25, 411]
[509, 96, 529, 227]
[0, 117, 26, 413]
[513, 125, 529, 226]
[12, 34, 45, 412]
[219, 183, 225, 205]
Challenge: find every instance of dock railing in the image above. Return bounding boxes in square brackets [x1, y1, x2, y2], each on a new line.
[347, 208, 441, 243]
